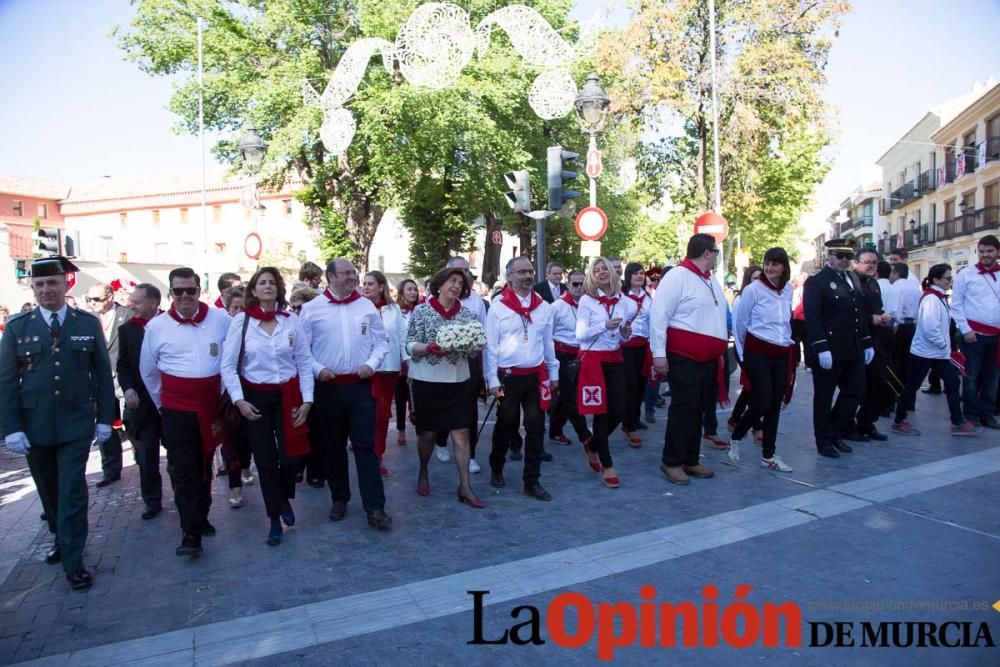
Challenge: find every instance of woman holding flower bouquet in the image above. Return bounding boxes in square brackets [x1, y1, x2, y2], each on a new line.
[575, 258, 638, 489]
[406, 267, 486, 507]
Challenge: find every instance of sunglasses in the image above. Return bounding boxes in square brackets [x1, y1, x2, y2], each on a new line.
[833, 252, 854, 260]
[171, 287, 199, 296]
[85, 296, 106, 303]
[570, 281, 583, 287]
[649, 276, 660, 281]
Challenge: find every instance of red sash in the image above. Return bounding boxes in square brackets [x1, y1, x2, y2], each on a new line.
[667, 327, 729, 406]
[622, 335, 653, 379]
[739, 333, 797, 405]
[161, 373, 225, 458]
[554, 341, 580, 356]
[241, 377, 311, 457]
[577, 349, 623, 416]
[500, 364, 552, 410]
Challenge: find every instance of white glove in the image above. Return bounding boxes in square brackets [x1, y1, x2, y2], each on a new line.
[818, 351, 833, 370]
[4, 432, 30, 455]
[93, 423, 112, 446]
[864, 347, 874, 366]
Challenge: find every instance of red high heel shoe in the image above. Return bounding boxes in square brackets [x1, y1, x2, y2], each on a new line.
[416, 476, 430, 497]
[456, 487, 485, 509]
[582, 438, 602, 473]
[602, 474, 621, 489]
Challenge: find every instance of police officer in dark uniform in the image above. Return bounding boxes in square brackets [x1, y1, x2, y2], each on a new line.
[0, 257, 116, 590]
[803, 239, 875, 458]
[848, 247, 891, 441]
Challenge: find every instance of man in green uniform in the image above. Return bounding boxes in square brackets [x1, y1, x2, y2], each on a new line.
[0, 256, 115, 590]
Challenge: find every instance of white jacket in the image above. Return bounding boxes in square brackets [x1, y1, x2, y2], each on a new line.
[910, 286, 952, 360]
[375, 303, 409, 372]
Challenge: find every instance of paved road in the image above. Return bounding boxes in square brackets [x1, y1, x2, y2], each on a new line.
[1, 368, 998, 665]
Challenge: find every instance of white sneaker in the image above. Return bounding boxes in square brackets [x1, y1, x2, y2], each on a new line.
[761, 456, 793, 472]
[727, 439, 741, 463]
[435, 446, 451, 462]
[228, 488, 243, 508]
[469, 459, 481, 474]
[241, 470, 255, 486]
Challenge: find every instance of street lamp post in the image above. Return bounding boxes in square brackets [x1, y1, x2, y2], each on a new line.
[572, 72, 611, 275]
[237, 124, 267, 265]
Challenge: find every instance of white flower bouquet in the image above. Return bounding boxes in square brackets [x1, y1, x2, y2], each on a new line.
[435, 321, 487, 354]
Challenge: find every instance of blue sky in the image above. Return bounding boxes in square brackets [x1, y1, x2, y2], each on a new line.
[1, 0, 998, 239]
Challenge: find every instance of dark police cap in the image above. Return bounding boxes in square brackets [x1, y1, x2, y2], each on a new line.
[824, 238, 856, 254]
[30, 256, 79, 277]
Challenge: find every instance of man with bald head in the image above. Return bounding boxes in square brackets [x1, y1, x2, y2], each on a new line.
[85, 282, 133, 487]
[300, 258, 392, 530]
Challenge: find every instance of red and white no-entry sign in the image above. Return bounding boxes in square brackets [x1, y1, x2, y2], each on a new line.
[491, 230, 503, 245]
[693, 211, 729, 244]
[244, 232, 262, 260]
[575, 206, 608, 241]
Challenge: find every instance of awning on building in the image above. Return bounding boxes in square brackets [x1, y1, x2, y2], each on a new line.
[68, 261, 174, 296]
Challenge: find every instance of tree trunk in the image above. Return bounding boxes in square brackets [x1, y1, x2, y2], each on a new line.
[481, 210, 502, 286]
[346, 190, 383, 272]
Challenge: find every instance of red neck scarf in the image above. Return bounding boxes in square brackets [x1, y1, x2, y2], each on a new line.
[758, 274, 785, 294]
[976, 262, 999, 281]
[625, 290, 647, 309]
[324, 288, 362, 305]
[921, 287, 949, 302]
[372, 298, 389, 310]
[129, 316, 150, 328]
[168, 302, 209, 325]
[499, 285, 543, 322]
[245, 304, 289, 321]
[560, 291, 578, 308]
[429, 296, 461, 320]
[213, 296, 225, 308]
[679, 258, 711, 279]
[400, 302, 415, 313]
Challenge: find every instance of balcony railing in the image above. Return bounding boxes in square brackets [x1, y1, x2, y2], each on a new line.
[854, 214, 874, 228]
[974, 206, 999, 232]
[962, 150, 978, 176]
[918, 169, 937, 193]
[880, 198, 894, 215]
[987, 137, 1000, 164]
[945, 161, 957, 184]
[903, 224, 933, 249]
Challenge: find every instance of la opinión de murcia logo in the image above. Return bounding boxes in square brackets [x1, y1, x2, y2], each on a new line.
[468, 587, 997, 660]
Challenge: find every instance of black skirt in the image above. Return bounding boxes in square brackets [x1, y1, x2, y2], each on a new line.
[411, 379, 474, 433]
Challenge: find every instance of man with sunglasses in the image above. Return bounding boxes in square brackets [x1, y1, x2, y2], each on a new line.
[803, 239, 874, 458]
[84, 283, 134, 487]
[140, 268, 232, 557]
[548, 270, 592, 448]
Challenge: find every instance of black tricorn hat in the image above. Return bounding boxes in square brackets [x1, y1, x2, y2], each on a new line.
[30, 256, 79, 277]
[824, 238, 856, 254]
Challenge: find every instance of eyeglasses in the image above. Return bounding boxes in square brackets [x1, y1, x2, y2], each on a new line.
[833, 252, 854, 260]
[570, 281, 583, 287]
[649, 276, 660, 282]
[857, 260, 878, 265]
[171, 287, 199, 296]
[85, 296, 106, 303]
[942, 276, 953, 281]
[290, 304, 302, 312]
[512, 269, 534, 276]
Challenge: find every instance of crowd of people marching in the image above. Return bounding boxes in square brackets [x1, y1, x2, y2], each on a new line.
[2, 231, 998, 591]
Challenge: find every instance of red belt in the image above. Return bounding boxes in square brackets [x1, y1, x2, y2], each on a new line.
[554, 341, 580, 355]
[499, 364, 552, 410]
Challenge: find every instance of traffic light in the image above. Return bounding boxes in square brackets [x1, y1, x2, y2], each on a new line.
[15, 259, 28, 280]
[34, 228, 60, 255]
[547, 146, 580, 212]
[504, 170, 531, 214]
[61, 231, 76, 258]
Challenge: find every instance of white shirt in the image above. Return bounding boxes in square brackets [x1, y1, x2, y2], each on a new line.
[877, 278, 899, 320]
[299, 291, 388, 376]
[650, 265, 728, 358]
[575, 290, 637, 351]
[623, 289, 652, 339]
[220, 312, 315, 403]
[484, 293, 558, 390]
[548, 281, 562, 298]
[733, 279, 793, 359]
[893, 278, 923, 321]
[139, 306, 231, 409]
[550, 296, 579, 346]
[374, 303, 409, 373]
[37, 303, 69, 329]
[462, 291, 487, 326]
[911, 287, 952, 359]
[951, 265, 1000, 334]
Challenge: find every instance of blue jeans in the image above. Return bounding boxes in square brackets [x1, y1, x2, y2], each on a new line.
[959, 334, 998, 423]
[644, 381, 661, 414]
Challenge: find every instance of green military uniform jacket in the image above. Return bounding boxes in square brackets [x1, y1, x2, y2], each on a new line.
[0, 306, 116, 446]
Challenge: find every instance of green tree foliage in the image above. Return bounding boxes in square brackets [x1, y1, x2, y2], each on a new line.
[600, 0, 848, 265]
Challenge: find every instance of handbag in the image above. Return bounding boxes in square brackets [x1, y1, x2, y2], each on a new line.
[218, 313, 251, 427]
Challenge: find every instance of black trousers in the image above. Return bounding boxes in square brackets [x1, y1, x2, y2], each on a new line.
[99, 399, 123, 478]
[732, 351, 787, 459]
[26, 438, 90, 573]
[701, 352, 728, 435]
[131, 421, 163, 508]
[621, 344, 647, 431]
[895, 355, 964, 425]
[590, 362, 625, 468]
[791, 319, 808, 365]
[436, 355, 482, 455]
[893, 323, 916, 393]
[663, 355, 717, 467]
[394, 374, 410, 432]
[490, 372, 544, 484]
[315, 381, 385, 513]
[549, 350, 591, 442]
[243, 387, 299, 519]
[811, 359, 865, 447]
[160, 409, 213, 537]
[222, 419, 252, 489]
[855, 344, 889, 433]
[730, 388, 763, 431]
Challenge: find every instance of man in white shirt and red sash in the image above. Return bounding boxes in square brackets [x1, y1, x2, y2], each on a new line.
[950, 235, 1000, 429]
[300, 258, 392, 530]
[140, 267, 231, 557]
[485, 256, 559, 500]
[548, 270, 592, 446]
[651, 234, 729, 486]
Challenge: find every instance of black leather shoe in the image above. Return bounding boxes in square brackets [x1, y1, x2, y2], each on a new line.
[367, 510, 392, 531]
[523, 484, 552, 501]
[817, 445, 840, 458]
[490, 471, 506, 488]
[141, 505, 162, 521]
[509, 448, 523, 461]
[95, 475, 121, 488]
[539, 449, 553, 462]
[863, 428, 888, 442]
[200, 521, 217, 536]
[175, 534, 203, 557]
[842, 430, 869, 442]
[45, 546, 61, 565]
[981, 419, 1000, 430]
[66, 568, 93, 590]
[833, 439, 853, 453]
[328, 500, 347, 521]
[309, 478, 326, 488]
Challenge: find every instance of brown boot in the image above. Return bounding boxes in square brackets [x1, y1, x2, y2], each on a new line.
[683, 464, 715, 479]
[660, 463, 689, 485]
